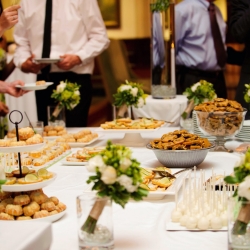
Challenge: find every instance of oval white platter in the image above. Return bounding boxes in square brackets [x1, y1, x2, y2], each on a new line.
[67, 135, 103, 148]
[5, 209, 66, 223]
[0, 143, 45, 153]
[16, 82, 53, 91]
[1, 172, 57, 192]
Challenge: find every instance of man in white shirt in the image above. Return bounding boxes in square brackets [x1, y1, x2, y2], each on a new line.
[14, 0, 110, 127]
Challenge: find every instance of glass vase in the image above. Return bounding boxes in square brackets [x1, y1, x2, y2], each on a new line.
[228, 197, 250, 250]
[47, 105, 66, 127]
[150, 0, 176, 99]
[112, 104, 132, 119]
[77, 192, 114, 250]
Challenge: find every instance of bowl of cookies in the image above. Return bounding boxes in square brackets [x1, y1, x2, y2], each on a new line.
[194, 98, 247, 152]
[146, 130, 215, 168]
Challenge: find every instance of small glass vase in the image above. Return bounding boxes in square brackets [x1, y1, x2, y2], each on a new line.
[77, 192, 114, 250]
[228, 197, 250, 250]
[112, 104, 132, 119]
[47, 105, 66, 127]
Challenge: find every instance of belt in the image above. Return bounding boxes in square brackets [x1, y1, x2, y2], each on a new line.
[176, 65, 222, 78]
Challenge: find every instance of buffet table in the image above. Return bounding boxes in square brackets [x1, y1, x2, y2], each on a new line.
[33, 127, 241, 250]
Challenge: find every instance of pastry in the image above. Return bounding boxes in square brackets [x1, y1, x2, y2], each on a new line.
[0, 191, 12, 201]
[21, 157, 32, 165]
[44, 125, 54, 132]
[18, 127, 35, 140]
[0, 204, 5, 213]
[47, 130, 57, 136]
[26, 134, 43, 145]
[57, 130, 67, 136]
[0, 140, 11, 147]
[49, 210, 58, 216]
[33, 210, 49, 219]
[17, 176, 43, 184]
[10, 141, 26, 147]
[29, 151, 42, 158]
[0, 212, 14, 220]
[5, 204, 23, 216]
[0, 198, 14, 207]
[41, 201, 56, 212]
[54, 126, 64, 132]
[36, 80, 46, 85]
[16, 216, 32, 220]
[14, 195, 30, 206]
[30, 191, 48, 204]
[57, 202, 66, 211]
[47, 196, 59, 205]
[33, 158, 46, 167]
[23, 201, 40, 216]
[5, 177, 17, 185]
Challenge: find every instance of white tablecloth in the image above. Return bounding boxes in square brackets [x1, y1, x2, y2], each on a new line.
[5, 54, 37, 130]
[23, 127, 241, 250]
[132, 95, 188, 126]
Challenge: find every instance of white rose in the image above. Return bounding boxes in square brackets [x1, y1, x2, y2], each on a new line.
[137, 97, 145, 108]
[87, 155, 106, 172]
[56, 81, 66, 93]
[131, 87, 138, 97]
[120, 157, 132, 171]
[191, 82, 201, 92]
[74, 90, 80, 96]
[101, 166, 117, 184]
[238, 176, 250, 200]
[117, 174, 137, 193]
[120, 85, 132, 92]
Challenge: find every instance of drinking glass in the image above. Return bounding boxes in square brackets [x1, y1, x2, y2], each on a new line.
[30, 121, 44, 136]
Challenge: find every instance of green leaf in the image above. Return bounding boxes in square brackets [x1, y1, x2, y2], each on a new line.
[224, 176, 238, 184]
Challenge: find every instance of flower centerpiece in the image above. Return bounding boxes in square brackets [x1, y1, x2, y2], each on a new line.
[50, 80, 81, 122]
[113, 80, 148, 118]
[150, 0, 170, 12]
[224, 150, 250, 235]
[182, 80, 217, 119]
[82, 141, 148, 234]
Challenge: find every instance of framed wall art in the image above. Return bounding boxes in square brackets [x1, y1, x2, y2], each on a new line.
[97, 0, 121, 29]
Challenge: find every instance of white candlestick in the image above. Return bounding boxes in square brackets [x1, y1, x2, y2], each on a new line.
[170, 44, 176, 89]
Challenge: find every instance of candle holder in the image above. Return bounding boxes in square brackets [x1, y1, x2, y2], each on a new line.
[150, 0, 176, 99]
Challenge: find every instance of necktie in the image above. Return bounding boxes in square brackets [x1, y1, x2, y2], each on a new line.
[208, 2, 227, 68]
[41, 0, 52, 74]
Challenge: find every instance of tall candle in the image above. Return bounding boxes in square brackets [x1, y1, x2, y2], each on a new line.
[170, 43, 176, 88]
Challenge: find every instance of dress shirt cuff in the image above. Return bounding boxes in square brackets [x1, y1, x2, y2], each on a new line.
[75, 51, 92, 66]
[14, 56, 29, 69]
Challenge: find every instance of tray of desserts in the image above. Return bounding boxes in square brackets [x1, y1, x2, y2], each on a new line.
[2, 168, 56, 192]
[98, 117, 165, 132]
[61, 146, 105, 165]
[0, 189, 66, 222]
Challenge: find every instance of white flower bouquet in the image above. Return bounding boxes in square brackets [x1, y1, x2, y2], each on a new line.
[113, 80, 148, 118]
[224, 149, 250, 234]
[182, 80, 217, 119]
[50, 80, 81, 122]
[82, 141, 148, 234]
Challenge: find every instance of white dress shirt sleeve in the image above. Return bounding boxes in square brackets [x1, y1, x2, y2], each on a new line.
[75, 0, 110, 65]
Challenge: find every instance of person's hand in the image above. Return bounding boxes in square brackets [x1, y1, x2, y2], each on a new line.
[21, 55, 47, 74]
[0, 101, 9, 116]
[56, 54, 81, 70]
[5, 80, 28, 97]
[0, 5, 20, 32]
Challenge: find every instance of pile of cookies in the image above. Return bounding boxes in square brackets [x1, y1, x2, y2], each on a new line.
[150, 130, 212, 150]
[4, 127, 43, 147]
[194, 98, 245, 136]
[0, 189, 66, 220]
[55, 129, 98, 143]
[43, 125, 67, 137]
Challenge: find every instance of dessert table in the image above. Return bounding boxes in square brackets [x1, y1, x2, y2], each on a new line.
[132, 95, 188, 125]
[30, 127, 242, 250]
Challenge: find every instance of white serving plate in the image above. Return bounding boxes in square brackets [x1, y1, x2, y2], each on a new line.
[96, 127, 162, 133]
[61, 160, 88, 166]
[2, 172, 57, 192]
[43, 136, 60, 141]
[0, 142, 45, 153]
[16, 82, 53, 91]
[7, 209, 66, 223]
[34, 58, 61, 64]
[142, 168, 191, 200]
[67, 135, 103, 147]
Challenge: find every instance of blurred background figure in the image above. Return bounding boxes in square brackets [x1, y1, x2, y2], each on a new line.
[175, 0, 227, 99]
[229, 0, 250, 111]
[14, 0, 110, 127]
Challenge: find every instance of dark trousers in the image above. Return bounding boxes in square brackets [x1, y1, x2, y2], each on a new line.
[36, 72, 92, 127]
[176, 66, 227, 99]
